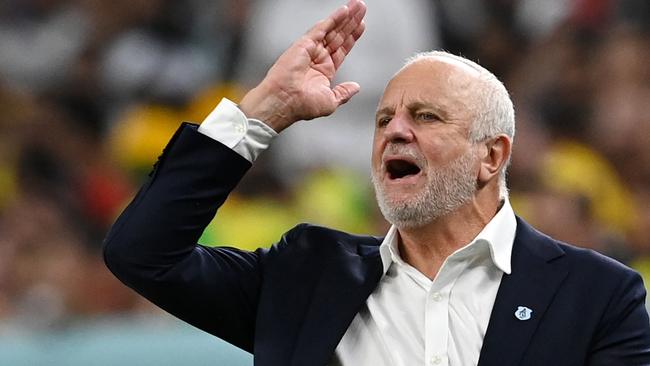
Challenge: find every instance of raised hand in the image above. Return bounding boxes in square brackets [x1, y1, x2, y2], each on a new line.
[239, 0, 367, 132]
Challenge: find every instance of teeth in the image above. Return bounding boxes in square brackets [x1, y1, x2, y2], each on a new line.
[387, 160, 421, 179]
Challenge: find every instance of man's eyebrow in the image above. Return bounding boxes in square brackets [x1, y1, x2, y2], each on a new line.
[375, 106, 394, 119]
[407, 101, 449, 119]
[375, 102, 450, 120]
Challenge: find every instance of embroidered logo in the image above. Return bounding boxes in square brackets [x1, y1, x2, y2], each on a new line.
[515, 306, 533, 321]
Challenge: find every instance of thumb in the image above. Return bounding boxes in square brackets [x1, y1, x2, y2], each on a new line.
[332, 81, 360, 106]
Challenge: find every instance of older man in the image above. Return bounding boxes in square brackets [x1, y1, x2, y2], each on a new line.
[103, 1, 650, 365]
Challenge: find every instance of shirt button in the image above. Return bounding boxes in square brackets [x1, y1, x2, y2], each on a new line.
[431, 292, 442, 302]
[430, 355, 442, 365]
[235, 124, 245, 133]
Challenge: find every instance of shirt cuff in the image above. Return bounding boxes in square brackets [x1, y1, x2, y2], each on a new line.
[197, 98, 277, 162]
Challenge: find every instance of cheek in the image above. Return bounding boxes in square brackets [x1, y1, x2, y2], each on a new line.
[371, 135, 384, 169]
[420, 142, 451, 165]
[420, 131, 472, 161]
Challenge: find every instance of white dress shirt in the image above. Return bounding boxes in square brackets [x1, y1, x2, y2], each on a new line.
[198, 98, 518, 366]
[330, 203, 516, 366]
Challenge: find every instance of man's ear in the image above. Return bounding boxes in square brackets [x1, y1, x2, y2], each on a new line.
[477, 134, 512, 187]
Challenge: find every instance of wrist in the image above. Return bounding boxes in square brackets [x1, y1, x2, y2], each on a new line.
[239, 84, 294, 133]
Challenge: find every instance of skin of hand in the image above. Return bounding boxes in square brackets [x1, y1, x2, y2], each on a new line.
[238, 0, 367, 133]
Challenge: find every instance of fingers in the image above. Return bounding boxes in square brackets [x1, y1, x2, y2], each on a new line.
[330, 21, 365, 68]
[324, 1, 366, 52]
[350, 13, 365, 41]
[333, 81, 361, 106]
[304, 0, 366, 69]
[306, 3, 350, 41]
[324, 19, 364, 54]
[307, 0, 366, 43]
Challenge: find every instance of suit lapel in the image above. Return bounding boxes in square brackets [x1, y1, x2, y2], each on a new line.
[291, 243, 383, 366]
[478, 218, 569, 366]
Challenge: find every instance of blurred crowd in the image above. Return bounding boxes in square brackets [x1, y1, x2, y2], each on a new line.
[0, 0, 648, 336]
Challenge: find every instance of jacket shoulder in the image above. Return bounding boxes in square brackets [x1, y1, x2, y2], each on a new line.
[516, 217, 639, 279]
[274, 223, 383, 254]
[557, 241, 638, 278]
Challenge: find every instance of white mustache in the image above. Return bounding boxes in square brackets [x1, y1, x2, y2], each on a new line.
[382, 144, 427, 169]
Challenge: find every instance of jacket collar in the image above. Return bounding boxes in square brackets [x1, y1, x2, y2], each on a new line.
[378, 199, 517, 275]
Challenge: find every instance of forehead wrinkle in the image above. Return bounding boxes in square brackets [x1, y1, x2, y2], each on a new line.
[376, 88, 407, 115]
[379, 60, 484, 123]
[433, 64, 484, 124]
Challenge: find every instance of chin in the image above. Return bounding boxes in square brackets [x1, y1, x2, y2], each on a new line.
[374, 187, 432, 228]
[379, 188, 416, 204]
[380, 204, 434, 229]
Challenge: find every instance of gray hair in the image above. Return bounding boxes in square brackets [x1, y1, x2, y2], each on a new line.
[401, 51, 516, 199]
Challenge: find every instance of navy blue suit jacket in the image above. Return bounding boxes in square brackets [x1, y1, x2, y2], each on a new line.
[104, 123, 650, 365]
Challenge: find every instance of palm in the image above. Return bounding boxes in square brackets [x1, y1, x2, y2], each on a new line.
[290, 44, 342, 119]
[239, 0, 366, 132]
[263, 0, 366, 123]
[305, 61, 338, 112]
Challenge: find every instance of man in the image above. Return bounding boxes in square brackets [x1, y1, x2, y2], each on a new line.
[103, 1, 650, 365]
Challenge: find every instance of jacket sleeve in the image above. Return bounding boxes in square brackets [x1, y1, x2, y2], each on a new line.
[587, 269, 650, 366]
[103, 122, 268, 353]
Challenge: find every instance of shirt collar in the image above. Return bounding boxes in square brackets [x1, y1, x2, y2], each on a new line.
[378, 199, 517, 275]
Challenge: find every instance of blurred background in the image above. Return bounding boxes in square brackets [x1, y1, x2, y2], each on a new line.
[0, 0, 648, 364]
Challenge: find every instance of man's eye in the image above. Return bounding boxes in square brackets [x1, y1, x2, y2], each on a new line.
[377, 117, 391, 127]
[417, 112, 438, 121]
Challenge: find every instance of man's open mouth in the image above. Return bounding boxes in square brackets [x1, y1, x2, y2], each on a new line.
[385, 159, 422, 180]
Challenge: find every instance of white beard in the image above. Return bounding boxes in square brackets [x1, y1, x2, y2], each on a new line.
[372, 146, 477, 229]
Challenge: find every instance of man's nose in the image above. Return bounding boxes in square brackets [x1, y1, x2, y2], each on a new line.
[383, 113, 414, 143]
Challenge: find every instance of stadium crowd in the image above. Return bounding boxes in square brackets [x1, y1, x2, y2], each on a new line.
[0, 0, 648, 338]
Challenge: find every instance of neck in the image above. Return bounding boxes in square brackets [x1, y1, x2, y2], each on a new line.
[396, 195, 501, 280]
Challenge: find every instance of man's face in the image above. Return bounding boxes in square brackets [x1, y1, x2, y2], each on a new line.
[371, 58, 481, 228]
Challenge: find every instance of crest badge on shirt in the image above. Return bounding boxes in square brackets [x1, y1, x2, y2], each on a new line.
[515, 306, 533, 321]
